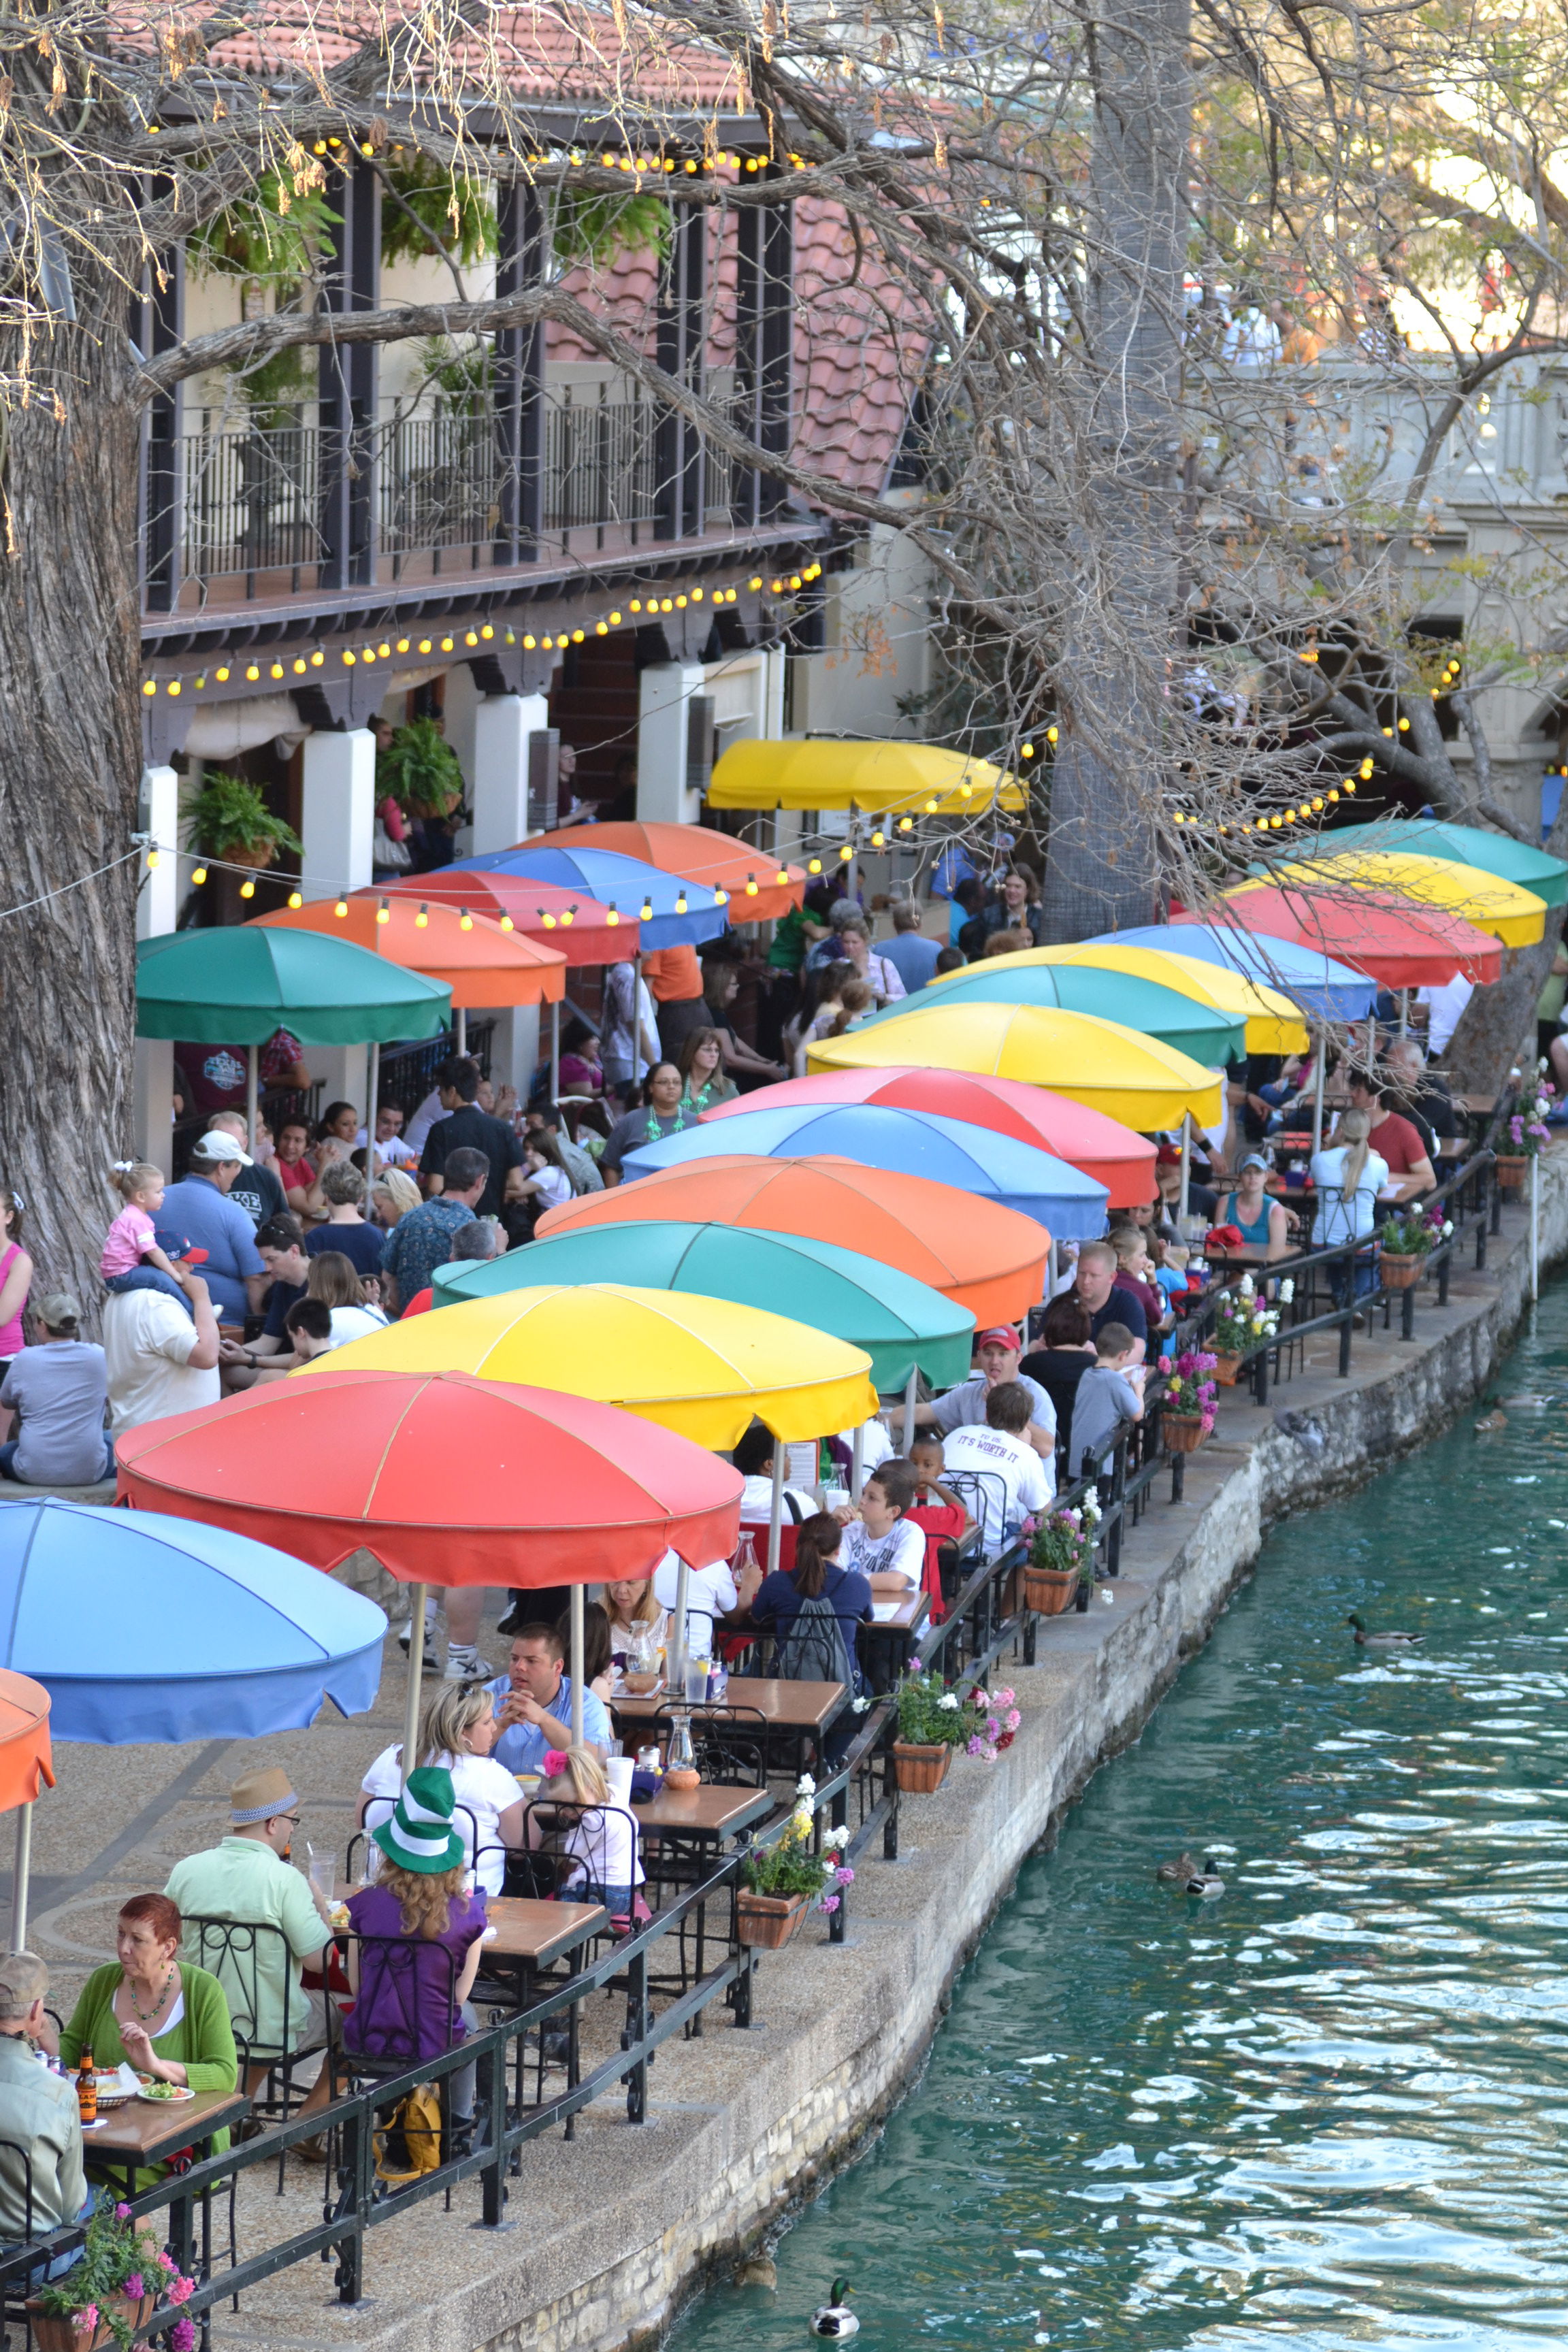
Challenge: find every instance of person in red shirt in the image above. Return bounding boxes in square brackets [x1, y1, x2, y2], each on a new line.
[1346, 1074, 1435, 1188]
[905, 1434, 975, 1621]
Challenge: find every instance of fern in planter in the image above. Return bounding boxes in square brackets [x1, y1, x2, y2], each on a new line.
[186, 771, 304, 865]
[379, 153, 497, 270]
[377, 718, 466, 818]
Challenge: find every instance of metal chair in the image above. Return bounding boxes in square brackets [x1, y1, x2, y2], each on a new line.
[181, 1916, 331, 2196]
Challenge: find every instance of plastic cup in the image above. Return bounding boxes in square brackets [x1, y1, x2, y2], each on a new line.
[685, 1662, 710, 1705]
[605, 1756, 634, 1805]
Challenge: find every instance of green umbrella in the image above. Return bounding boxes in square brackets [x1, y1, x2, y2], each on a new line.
[432, 1219, 977, 1394]
[1277, 817, 1568, 911]
[136, 927, 451, 1045]
[881, 961, 1246, 1063]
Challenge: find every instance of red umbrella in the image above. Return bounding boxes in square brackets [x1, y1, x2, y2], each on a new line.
[375, 872, 636, 967]
[114, 1369, 742, 1588]
[1198, 882, 1501, 987]
[527, 820, 805, 924]
[700, 1067, 1156, 1207]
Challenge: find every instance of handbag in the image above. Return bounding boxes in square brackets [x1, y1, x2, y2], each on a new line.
[373, 819, 412, 870]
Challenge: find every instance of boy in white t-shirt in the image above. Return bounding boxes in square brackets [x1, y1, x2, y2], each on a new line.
[835, 1460, 926, 1590]
[938, 1381, 1054, 1556]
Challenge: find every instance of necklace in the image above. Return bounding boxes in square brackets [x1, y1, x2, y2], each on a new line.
[124, 1963, 176, 2024]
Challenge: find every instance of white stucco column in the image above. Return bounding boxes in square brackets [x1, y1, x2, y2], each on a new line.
[487, 1005, 542, 1101]
[301, 728, 375, 899]
[471, 693, 551, 851]
[638, 662, 708, 822]
[133, 766, 180, 1171]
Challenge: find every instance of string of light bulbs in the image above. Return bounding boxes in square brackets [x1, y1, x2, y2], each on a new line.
[1166, 760, 1371, 836]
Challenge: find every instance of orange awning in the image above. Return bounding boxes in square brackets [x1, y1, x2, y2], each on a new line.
[253, 895, 566, 1008]
[527, 821, 806, 924]
[0, 1671, 53, 1810]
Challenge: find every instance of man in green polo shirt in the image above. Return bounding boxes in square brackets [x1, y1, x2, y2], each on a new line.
[165, 1765, 340, 2128]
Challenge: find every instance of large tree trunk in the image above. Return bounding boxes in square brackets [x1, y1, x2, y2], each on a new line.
[1444, 796, 1568, 1100]
[1039, 0, 1190, 941]
[0, 255, 145, 1312]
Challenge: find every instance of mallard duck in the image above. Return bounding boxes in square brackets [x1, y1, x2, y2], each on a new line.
[1156, 1852, 1200, 1883]
[1186, 1858, 1225, 1897]
[1348, 1613, 1422, 1647]
[810, 2281, 859, 2338]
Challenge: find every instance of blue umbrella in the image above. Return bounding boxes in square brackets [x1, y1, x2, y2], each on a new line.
[1087, 924, 1377, 1024]
[0, 1501, 387, 1744]
[445, 845, 728, 950]
[620, 1102, 1111, 1237]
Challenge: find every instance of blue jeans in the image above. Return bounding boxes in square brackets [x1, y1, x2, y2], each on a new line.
[104, 1267, 194, 1320]
[0, 1437, 115, 1484]
[1328, 1250, 1379, 1307]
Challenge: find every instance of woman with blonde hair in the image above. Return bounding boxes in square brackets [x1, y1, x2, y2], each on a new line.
[1310, 1105, 1390, 1305]
[357, 1681, 524, 1895]
[370, 1166, 421, 1228]
[604, 1577, 666, 1675]
[527, 1745, 644, 1920]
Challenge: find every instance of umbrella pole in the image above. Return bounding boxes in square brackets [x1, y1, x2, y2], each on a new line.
[455, 1008, 467, 1056]
[1399, 989, 1409, 1038]
[767, 1450, 785, 1578]
[1179, 1115, 1190, 1228]
[670, 1556, 691, 1691]
[550, 999, 561, 1105]
[569, 1582, 585, 1746]
[246, 1046, 259, 1154]
[400, 1582, 427, 1790]
[1313, 1038, 1326, 1153]
[12, 1801, 31, 1948]
[851, 1425, 865, 1503]
[367, 1041, 380, 1174]
[902, 1367, 919, 1453]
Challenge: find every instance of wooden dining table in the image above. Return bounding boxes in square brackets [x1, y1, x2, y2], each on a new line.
[83, 2085, 249, 2185]
[612, 1680, 847, 1778]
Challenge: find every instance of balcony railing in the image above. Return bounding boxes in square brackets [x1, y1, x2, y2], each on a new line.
[165, 394, 752, 603]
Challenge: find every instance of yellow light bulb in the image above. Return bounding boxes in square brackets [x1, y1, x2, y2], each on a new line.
[465, 631, 478, 647]
[808, 858, 823, 875]
[239, 878, 255, 898]
[676, 892, 688, 913]
[334, 898, 348, 917]
[146, 847, 160, 868]
[675, 596, 687, 610]
[595, 623, 608, 636]
[523, 635, 537, 650]
[1046, 726, 1058, 745]
[640, 899, 654, 919]
[216, 667, 231, 683]
[378, 643, 391, 659]
[1172, 811, 1185, 826]
[747, 872, 761, 892]
[414, 906, 429, 928]
[142, 681, 156, 698]
[898, 817, 913, 834]
[562, 908, 575, 926]
[661, 599, 674, 614]
[1360, 759, 1373, 778]
[630, 600, 642, 614]
[714, 888, 729, 906]
[607, 907, 620, 926]
[362, 649, 375, 665]
[167, 681, 181, 696]
[441, 637, 455, 653]
[692, 587, 704, 602]
[1021, 742, 1034, 758]
[270, 662, 283, 680]
[419, 640, 432, 655]
[1345, 779, 1358, 793]
[789, 576, 802, 591]
[459, 912, 474, 931]
[870, 832, 885, 849]
[376, 900, 390, 924]
[287, 890, 303, 909]
[610, 612, 622, 626]
[246, 664, 261, 681]
[1328, 789, 1340, 804]
[1311, 796, 1324, 812]
[310, 651, 324, 668]
[839, 843, 854, 862]
[293, 658, 306, 674]
[572, 629, 585, 643]
[1398, 715, 1410, 730]
[191, 865, 207, 886]
[342, 651, 355, 666]
[749, 576, 763, 591]
[397, 639, 410, 654]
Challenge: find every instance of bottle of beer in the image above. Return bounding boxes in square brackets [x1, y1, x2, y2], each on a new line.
[76, 2048, 96, 2125]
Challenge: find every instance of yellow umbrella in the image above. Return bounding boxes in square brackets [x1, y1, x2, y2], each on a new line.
[708, 738, 1026, 815]
[949, 941, 1309, 1054]
[806, 1000, 1224, 1128]
[296, 1284, 877, 1450]
[1277, 849, 1546, 949]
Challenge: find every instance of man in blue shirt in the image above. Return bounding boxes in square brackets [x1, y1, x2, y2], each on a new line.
[379, 1148, 487, 1315]
[881, 900, 941, 996]
[488, 1624, 611, 1775]
[157, 1134, 267, 1326]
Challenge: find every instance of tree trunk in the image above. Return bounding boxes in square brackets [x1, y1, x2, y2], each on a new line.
[1444, 795, 1568, 1099]
[0, 255, 145, 1314]
[1039, 0, 1190, 941]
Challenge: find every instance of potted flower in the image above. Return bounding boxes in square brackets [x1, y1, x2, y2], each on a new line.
[186, 770, 304, 870]
[737, 1776, 853, 1947]
[376, 715, 466, 819]
[892, 1661, 969, 1791]
[1211, 1275, 1278, 1384]
[1162, 1348, 1218, 1452]
[1377, 1200, 1453, 1288]
[1496, 1073, 1554, 1192]
[30, 2198, 194, 2352]
[1026, 1496, 1100, 1616]
[966, 1686, 1022, 1758]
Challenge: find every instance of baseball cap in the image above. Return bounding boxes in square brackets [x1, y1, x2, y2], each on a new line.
[192, 1130, 253, 1165]
[36, 1291, 82, 1327]
[1236, 1152, 1270, 1175]
[975, 1326, 1020, 1351]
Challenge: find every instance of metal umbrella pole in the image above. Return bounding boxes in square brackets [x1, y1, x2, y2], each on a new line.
[902, 1367, 919, 1453]
[246, 1045, 259, 1155]
[12, 1802, 31, 1948]
[766, 1450, 786, 1578]
[669, 1556, 691, 1691]
[851, 1425, 865, 1502]
[1312, 1038, 1326, 1153]
[366, 1041, 380, 1174]
[1178, 1113, 1191, 1228]
[550, 1000, 561, 1103]
[569, 1582, 585, 1745]
[455, 1007, 467, 1055]
[399, 1582, 427, 1788]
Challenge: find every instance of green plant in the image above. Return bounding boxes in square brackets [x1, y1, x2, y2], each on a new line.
[1030, 1500, 1100, 1582]
[35, 2197, 195, 2351]
[1379, 1203, 1453, 1255]
[1213, 1277, 1279, 1355]
[379, 153, 497, 270]
[412, 337, 491, 421]
[189, 169, 341, 284]
[376, 717, 466, 818]
[894, 1665, 1020, 1758]
[186, 772, 304, 862]
[740, 1776, 853, 1910]
[231, 345, 314, 427]
[552, 189, 670, 270]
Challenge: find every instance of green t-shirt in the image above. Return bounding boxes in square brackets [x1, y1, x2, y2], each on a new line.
[768, 906, 810, 973]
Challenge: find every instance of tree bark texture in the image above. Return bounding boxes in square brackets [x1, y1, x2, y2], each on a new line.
[1444, 796, 1568, 1098]
[0, 253, 144, 1313]
[1039, 0, 1191, 941]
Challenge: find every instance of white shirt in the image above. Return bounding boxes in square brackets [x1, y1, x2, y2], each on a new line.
[938, 1425, 1053, 1556]
[561, 1802, 644, 1895]
[835, 1418, 893, 1473]
[930, 1373, 1056, 1442]
[603, 966, 657, 1077]
[863, 951, 907, 1004]
[838, 1517, 925, 1588]
[1416, 976, 1475, 1057]
[104, 1289, 220, 1435]
[525, 1164, 572, 1212]
[1309, 1145, 1390, 1244]
[327, 1304, 389, 1348]
[653, 1551, 738, 1659]
[404, 1089, 445, 1156]
[355, 1128, 419, 1169]
[738, 1473, 819, 1521]
[361, 1746, 524, 1897]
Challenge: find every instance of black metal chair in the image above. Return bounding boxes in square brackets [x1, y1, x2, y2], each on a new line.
[336, 1935, 474, 2196]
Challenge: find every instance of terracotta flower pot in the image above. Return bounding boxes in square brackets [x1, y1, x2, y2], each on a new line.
[892, 1739, 951, 1793]
[736, 1889, 809, 1949]
[224, 838, 276, 869]
[1495, 1154, 1529, 1194]
[25, 2294, 151, 2352]
[1377, 1251, 1424, 1290]
[1024, 1564, 1078, 1616]
[1163, 1413, 1207, 1454]
[1212, 1352, 1244, 1386]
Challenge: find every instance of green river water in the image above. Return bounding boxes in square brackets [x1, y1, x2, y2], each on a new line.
[671, 1280, 1568, 2352]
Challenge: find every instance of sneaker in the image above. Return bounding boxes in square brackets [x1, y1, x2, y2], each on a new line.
[494, 1601, 527, 1637]
[444, 1645, 489, 1682]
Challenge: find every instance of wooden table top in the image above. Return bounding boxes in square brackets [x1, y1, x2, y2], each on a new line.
[483, 1897, 605, 1964]
[84, 2087, 248, 2166]
[613, 1680, 846, 1731]
[632, 1784, 775, 1838]
[865, 1591, 929, 1634]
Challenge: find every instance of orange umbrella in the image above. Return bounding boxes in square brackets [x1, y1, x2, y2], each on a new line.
[376, 873, 636, 968]
[0, 1669, 54, 1944]
[527, 821, 806, 924]
[534, 1152, 1048, 1325]
[254, 894, 566, 1007]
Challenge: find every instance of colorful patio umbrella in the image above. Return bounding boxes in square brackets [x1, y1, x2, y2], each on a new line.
[806, 1000, 1225, 1128]
[0, 1498, 385, 1744]
[378, 871, 637, 966]
[432, 1221, 977, 1394]
[534, 1154, 1051, 1324]
[445, 843, 728, 949]
[526, 820, 806, 925]
[1283, 817, 1568, 911]
[1094, 923, 1377, 1022]
[305, 1285, 877, 1452]
[619, 1100, 1108, 1237]
[708, 738, 1025, 814]
[984, 943, 1309, 1055]
[1262, 849, 1546, 948]
[136, 926, 451, 1043]
[913, 958, 1247, 1062]
[700, 1068, 1156, 1206]
[0, 1668, 52, 1946]
[1209, 881, 1502, 987]
[254, 894, 566, 1006]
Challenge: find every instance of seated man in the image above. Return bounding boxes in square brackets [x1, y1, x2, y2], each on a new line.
[164, 1767, 340, 2129]
[939, 1380, 1054, 1557]
[901, 1327, 1056, 1459]
[488, 1626, 612, 1776]
[0, 1949, 89, 2253]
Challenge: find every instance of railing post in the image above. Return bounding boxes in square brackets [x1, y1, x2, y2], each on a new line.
[1255, 1341, 1271, 1407]
[883, 1740, 900, 1861]
[1339, 1298, 1352, 1375]
[1401, 1276, 1416, 1341]
[830, 1785, 848, 1944]
[333, 2095, 370, 2304]
[493, 180, 544, 562]
[623, 1944, 650, 2117]
[318, 157, 379, 588]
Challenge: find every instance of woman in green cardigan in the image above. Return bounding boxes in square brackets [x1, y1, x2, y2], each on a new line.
[48, 1893, 238, 2186]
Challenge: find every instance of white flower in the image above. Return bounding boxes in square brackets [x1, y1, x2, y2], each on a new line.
[1441, 1220, 1454, 1237]
[1100, 1588, 1115, 1605]
[796, 1772, 817, 1797]
[827, 1825, 851, 1850]
[938, 1693, 960, 1712]
[1278, 1278, 1294, 1303]
[1239, 1273, 1254, 1296]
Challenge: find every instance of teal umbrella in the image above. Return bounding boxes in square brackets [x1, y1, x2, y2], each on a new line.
[866, 960, 1247, 1062]
[137, 926, 451, 1044]
[1275, 817, 1568, 911]
[432, 1219, 977, 1393]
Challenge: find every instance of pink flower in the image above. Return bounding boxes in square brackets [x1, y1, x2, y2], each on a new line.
[171, 2321, 196, 2352]
[75, 2306, 98, 2334]
[1005, 1710, 1021, 1732]
[167, 2276, 195, 2307]
[122, 2276, 144, 2302]
[966, 1733, 984, 1757]
[542, 1749, 570, 1779]
[114, 2205, 131, 2222]
[157, 2255, 177, 2275]
[992, 1688, 1015, 1708]
[820, 1893, 840, 1914]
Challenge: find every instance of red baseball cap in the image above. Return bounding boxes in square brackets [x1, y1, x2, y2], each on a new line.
[975, 1326, 1021, 1352]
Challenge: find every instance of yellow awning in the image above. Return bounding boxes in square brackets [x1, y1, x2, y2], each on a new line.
[708, 738, 1026, 814]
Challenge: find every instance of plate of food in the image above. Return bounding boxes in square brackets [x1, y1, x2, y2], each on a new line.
[135, 2077, 195, 2102]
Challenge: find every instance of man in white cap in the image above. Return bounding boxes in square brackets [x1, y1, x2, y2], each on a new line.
[165, 1766, 341, 2135]
[0, 1948, 89, 2249]
[156, 1134, 267, 1327]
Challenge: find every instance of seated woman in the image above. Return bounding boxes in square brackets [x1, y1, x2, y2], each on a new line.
[344, 1770, 489, 2132]
[677, 1026, 738, 1112]
[50, 1894, 237, 2187]
[359, 1684, 523, 1897]
[1220, 1152, 1291, 1262]
[553, 1601, 615, 1701]
[525, 1746, 644, 1921]
[604, 1578, 668, 1678]
[557, 1018, 604, 1097]
[1020, 1292, 1097, 1441]
[749, 1512, 872, 1687]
